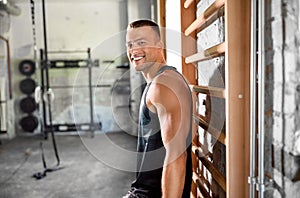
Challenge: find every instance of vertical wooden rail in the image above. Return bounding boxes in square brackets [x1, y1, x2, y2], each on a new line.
[158, 0, 167, 58]
[180, 0, 197, 197]
[180, 0, 197, 84]
[225, 0, 250, 197]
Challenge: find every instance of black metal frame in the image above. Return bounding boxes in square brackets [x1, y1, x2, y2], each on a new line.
[0, 99, 7, 134]
[40, 48, 102, 138]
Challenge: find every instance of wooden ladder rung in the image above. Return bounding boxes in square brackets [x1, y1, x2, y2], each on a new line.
[193, 141, 213, 159]
[197, 6, 225, 33]
[193, 114, 226, 145]
[194, 159, 212, 188]
[185, 0, 226, 36]
[192, 145, 227, 191]
[185, 42, 225, 63]
[192, 172, 211, 198]
[190, 84, 226, 99]
[184, 0, 194, 9]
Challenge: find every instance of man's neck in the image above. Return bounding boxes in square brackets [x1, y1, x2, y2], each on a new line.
[142, 62, 167, 83]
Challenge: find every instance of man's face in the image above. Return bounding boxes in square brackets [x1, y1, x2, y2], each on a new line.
[126, 26, 162, 71]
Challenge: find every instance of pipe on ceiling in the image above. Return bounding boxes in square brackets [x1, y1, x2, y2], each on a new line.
[0, 0, 21, 16]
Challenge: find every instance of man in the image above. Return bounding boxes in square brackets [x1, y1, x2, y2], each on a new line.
[124, 19, 192, 198]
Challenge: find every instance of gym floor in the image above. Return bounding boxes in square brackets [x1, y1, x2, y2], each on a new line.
[0, 132, 136, 198]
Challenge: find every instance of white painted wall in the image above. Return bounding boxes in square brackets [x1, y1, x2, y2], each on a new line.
[10, 0, 122, 60]
[165, 0, 182, 73]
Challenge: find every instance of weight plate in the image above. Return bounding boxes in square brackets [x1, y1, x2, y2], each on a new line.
[19, 78, 36, 94]
[20, 96, 36, 113]
[20, 115, 38, 132]
[19, 60, 35, 76]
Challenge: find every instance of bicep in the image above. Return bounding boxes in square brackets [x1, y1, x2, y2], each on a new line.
[156, 96, 181, 146]
[150, 84, 187, 160]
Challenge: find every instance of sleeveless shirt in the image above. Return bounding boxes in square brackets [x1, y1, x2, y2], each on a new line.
[131, 66, 192, 198]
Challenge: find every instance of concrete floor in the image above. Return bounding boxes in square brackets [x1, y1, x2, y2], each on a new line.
[0, 132, 136, 198]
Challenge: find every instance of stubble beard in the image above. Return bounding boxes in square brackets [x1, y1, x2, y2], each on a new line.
[134, 61, 156, 72]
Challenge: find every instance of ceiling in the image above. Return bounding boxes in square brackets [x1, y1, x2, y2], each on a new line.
[9, 0, 122, 3]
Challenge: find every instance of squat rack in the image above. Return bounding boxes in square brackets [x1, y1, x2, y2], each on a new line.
[40, 48, 104, 138]
[38, 0, 106, 138]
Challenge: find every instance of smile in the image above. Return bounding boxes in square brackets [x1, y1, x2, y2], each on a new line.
[131, 55, 145, 61]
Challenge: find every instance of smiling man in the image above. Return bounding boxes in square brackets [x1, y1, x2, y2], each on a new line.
[123, 19, 192, 198]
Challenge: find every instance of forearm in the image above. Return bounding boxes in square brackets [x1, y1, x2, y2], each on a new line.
[162, 153, 187, 198]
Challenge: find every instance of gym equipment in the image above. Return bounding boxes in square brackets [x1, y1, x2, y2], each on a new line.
[28, 0, 63, 181]
[18, 59, 38, 132]
[40, 48, 104, 136]
[19, 60, 35, 76]
[19, 115, 38, 132]
[20, 96, 37, 113]
[19, 78, 36, 95]
[32, 142, 64, 180]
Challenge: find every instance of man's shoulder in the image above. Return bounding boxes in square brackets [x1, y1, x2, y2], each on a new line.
[153, 68, 188, 88]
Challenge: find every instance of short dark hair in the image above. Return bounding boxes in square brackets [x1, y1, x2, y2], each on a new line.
[128, 19, 161, 38]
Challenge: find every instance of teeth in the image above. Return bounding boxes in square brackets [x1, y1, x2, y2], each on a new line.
[132, 56, 144, 61]
[134, 57, 143, 61]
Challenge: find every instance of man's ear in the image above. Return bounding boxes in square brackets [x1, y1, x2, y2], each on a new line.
[157, 40, 164, 49]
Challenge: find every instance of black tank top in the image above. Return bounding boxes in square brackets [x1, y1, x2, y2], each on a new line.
[131, 66, 192, 198]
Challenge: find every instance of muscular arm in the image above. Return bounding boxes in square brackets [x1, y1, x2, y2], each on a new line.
[148, 81, 190, 198]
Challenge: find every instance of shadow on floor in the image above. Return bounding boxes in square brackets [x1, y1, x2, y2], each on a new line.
[0, 132, 136, 198]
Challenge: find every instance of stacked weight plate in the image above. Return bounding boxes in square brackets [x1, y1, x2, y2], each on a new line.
[19, 60, 38, 132]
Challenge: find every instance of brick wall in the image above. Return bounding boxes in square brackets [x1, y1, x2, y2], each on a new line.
[195, 0, 300, 196]
[265, 0, 300, 196]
